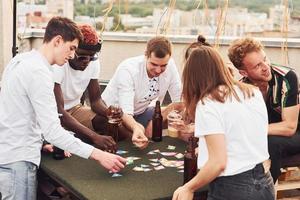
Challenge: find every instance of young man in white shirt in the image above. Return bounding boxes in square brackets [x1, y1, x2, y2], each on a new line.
[102, 36, 182, 148]
[53, 24, 129, 153]
[0, 17, 126, 200]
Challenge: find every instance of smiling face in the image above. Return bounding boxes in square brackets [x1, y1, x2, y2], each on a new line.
[240, 50, 272, 84]
[69, 48, 98, 71]
[146, 52, 170, 78]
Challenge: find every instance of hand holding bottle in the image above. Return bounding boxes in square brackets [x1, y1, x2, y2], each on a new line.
[106, 105, 123, 124]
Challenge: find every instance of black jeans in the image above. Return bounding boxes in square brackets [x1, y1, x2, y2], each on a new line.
[207, 164, 275, 200]
[268, 132, 300, 183]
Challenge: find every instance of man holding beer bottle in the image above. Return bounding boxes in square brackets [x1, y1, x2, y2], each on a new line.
[52, 24, 130, 154]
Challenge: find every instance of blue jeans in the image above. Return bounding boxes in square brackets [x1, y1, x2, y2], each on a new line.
[0, 161, 37, 200]
[207, 164, 275, 200]
[134, 107, 155, 128]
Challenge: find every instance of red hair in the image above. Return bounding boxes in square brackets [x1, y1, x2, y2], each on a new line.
[78, 24, 99, 45]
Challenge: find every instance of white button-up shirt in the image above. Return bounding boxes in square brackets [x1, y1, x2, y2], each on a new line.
[102, 55, 182, 115]
[0, 50, 93, 166]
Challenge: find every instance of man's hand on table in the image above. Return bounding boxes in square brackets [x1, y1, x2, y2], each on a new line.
[93, 135, 117, 153]
[90, 148, 126, 173]
[132, 124, 149, 149]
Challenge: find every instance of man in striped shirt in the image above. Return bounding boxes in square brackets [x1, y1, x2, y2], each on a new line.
[228, 37, 300, 183]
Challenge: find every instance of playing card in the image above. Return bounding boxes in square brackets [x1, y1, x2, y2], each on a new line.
[126, 159, 134, 165]
[112, 173, 122, 177]
[147, 151, 156, 155]
[160, 152, 177, 156]
[153, 149, 160, 153]
[133, 166, 144, 171]
[175, 153, 184, 159]
[167, 145, 176, 150]
[150, 162, 160, 166]
[149, 158, 159, 162]
[116, 150, 128, 155]
[154, 165, 165, 170]
[126, 156, 141, 161]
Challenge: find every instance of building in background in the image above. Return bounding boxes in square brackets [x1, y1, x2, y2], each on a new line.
[46, 0, 74, 19]
[14, 1, 300, 38]
[17, 0, 74, 29]
[135, 5, 299, 38]
[74, 15, 114, 31]
[18, 2, 48, 29]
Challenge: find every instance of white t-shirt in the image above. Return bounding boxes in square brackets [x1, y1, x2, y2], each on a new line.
[53, 60, 100, 110]
[101, 55, 182, 115]
[0, 50, 93, 166]
[195, 86, 269, 176]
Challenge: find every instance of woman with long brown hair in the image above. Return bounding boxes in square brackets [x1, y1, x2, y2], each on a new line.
[172, 45, 274, 200]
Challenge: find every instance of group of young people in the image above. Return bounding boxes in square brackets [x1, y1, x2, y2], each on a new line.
[172, 36, 300, 199]
[0, 16, 299, 200]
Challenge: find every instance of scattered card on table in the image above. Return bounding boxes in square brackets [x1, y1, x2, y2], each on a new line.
[167, 145, 176, 150]
[133, 166, 144, 171]
[112, 173, 122, 177]
[150, 162, 160, 166]
[149, 158, 159, 162]
[154, 165, 165, 170]
[126, 159, 134, 165]
[126, 156, 141, 161]
[160, 152, 177, 156]
[116, 150, 128, 155]
[147, 151, 156, 155]
[175, 153, 184, 159]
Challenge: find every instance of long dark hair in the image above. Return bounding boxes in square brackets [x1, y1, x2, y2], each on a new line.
[182, 45, 253, 120]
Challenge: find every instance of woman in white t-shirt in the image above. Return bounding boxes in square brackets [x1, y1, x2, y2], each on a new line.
[172, 45, 274, 200]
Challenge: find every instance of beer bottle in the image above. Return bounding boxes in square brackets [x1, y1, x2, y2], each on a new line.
[52, 146, 65, 160]
[184, 136, 198, 184]
[107, 105, 120, 142]
[152, 101, 163, 142]
[108, 122, 119, 142]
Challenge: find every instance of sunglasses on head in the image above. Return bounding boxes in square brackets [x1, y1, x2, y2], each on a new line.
[74, 52, 99, 61]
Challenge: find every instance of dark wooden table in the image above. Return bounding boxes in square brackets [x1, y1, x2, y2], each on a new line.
[39, 136, 207, 200]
